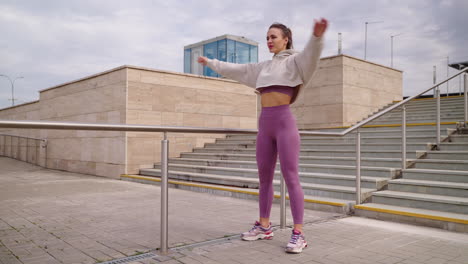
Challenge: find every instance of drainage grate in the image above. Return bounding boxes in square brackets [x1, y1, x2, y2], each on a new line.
[100, 252, 157, 264]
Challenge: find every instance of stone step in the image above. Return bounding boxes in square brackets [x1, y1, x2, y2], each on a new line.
[388, 179, 468, 197]
[449, 135, 468, 143]
[412, 159, 468, 171]
[424, 151, 468, 160]
[368, 119, 463, 125]
[377, 116, 465, 123]
[354, 203, 468, 232]
[164, 158, 391, 188]
[153, 161, 398, 178]
[387, 107, 465, 114]
[204, 142, 435, 151]
[217, 136, 444, 144]
[121, 174, 355, 214]
[381, 113, 465, 120]
[206, 142, 434, 151]
[225, 128, 454, 140]
[371, 190, 468, 214]
[194, 148, 425, 159]
[377, 116, 466, 123]
[305, 124, 456, 133]
[438, 143, 468, 151]
[394, 99, 465, 106]
[179, 153, 409, 167]
[385, 104, 465, 110]
[383, 106, 464, 113]
[138, 169, 375, 201]
[393, 100, 465, 106]
[401, 168, 468, 183]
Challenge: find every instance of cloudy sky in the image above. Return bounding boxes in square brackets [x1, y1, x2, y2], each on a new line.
[0, 0, 467, 110]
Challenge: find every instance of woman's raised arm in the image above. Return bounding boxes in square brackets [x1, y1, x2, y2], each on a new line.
[293, 18, 328, 85]
[198, 56, 264, 88]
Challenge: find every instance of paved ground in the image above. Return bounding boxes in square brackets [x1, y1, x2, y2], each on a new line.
[0, 156, 467, 264]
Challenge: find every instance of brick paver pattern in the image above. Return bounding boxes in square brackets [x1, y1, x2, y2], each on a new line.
[1, 157, 467, 264]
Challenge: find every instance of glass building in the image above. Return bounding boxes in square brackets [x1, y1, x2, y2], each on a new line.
[184, 34, 258, 78]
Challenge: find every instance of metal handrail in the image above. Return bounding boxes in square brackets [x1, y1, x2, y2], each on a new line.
[0, 68, 466, 255]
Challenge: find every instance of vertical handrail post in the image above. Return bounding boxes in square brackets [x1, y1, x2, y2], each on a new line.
[160, 132, 169, 255]
[464, 73, 467, 127]
[26, 138, 29, 163]
[402, 106, 407, 169]
[43, 139, 48, 168]
[436, 87, 441, 147]
[356, 129, 361, 205]
[17, 137, 20, 160]
[280, 177, 286, 229]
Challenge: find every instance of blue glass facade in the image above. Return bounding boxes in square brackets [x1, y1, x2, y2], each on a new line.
[184, 36, 258, 78]
[184, 48, 191, 74]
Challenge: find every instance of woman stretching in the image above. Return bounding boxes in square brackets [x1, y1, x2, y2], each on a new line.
[198, 18, 328, 253]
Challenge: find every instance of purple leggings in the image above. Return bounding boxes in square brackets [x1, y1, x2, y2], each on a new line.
[256, 104, 304, 225]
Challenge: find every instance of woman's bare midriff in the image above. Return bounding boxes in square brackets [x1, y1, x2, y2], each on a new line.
[261, 92, 291, 107]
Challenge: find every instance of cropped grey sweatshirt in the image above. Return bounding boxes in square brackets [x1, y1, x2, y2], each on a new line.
[205, 34, 324, 104]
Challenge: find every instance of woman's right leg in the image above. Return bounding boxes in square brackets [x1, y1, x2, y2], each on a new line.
[256, 117, 278, 227]
[240, 116, 278, 241]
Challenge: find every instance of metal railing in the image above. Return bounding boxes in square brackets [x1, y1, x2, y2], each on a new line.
[0, 134, 47, 167]
[0, 68, 466, 254]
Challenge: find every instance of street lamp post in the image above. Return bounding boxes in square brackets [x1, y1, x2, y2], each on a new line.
[0, 75, 24, 106]
[391, 33, 403, 68]
[364, 21, 384, 60]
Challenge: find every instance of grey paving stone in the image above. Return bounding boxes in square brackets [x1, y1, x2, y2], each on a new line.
[378, 256, 405, 264]
[2, 158, 468, 264]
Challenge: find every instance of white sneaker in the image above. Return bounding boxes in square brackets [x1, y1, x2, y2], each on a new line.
[241, 221, 274, 241]
[285, 229, 307, 253]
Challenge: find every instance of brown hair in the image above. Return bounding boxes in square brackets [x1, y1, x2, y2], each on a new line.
[269, 23, 293, 49]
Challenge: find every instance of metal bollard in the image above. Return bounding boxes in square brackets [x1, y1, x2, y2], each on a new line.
[356, 130, 361, 205]
[160, 132, 169, 255]
[402, 106, 407, 169]
[464, 73, 467, 126]
[280, 177, 286, 229]
[436, 88, 441, 146]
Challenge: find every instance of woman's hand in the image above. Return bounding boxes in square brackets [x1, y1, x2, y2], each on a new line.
[313, 18, 328, 38]
[198, 56, 208, 66]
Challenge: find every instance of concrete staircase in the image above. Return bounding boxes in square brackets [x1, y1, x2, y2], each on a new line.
[355, 129, 468, 232]
[122, 96, 468, 231]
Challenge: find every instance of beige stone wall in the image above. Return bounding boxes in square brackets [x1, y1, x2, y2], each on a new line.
[39, 68, 127, 178]
[291, 55, 402, 129]
[292, 56, 345, 129]
[0, 101, 45, 166]
[0, 68, 128, 178]
[125, 67, 258, 174]
[342, 55, 402, 126]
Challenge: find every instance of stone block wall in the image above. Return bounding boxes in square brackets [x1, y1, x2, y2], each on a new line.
[292, 54, 402, 129]
[0, 68, 127, 178]
[125, 67, 258, 174]
[342, 55, 402, 126]
[38, 68, 127, 178]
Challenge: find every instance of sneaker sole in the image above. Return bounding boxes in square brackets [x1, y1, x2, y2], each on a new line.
[285, 242, 308, 253]
[241, 233, 274, 241]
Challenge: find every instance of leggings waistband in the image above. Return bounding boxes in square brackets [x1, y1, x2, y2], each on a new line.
[260, 104, 291, 116]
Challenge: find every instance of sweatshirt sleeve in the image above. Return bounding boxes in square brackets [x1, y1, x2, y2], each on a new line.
[205, 59, 264, 88]
[293, 34, 324, 85]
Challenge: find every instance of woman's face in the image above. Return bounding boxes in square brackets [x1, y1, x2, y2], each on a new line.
[267, 27, 288, 54]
